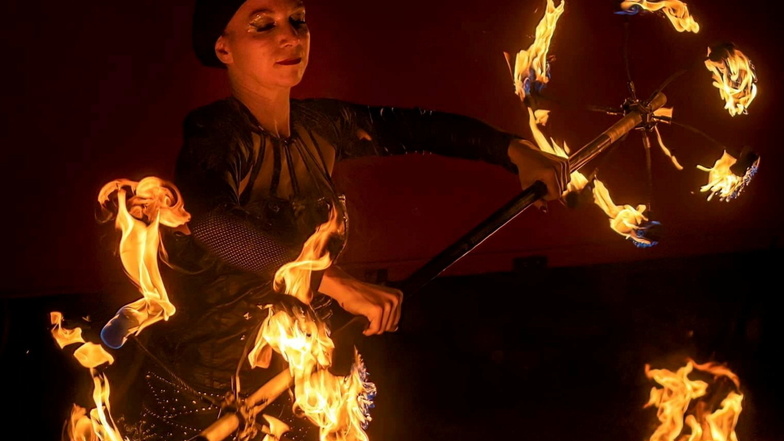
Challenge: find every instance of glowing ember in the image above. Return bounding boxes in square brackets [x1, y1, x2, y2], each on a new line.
[645, 359, 743, 441]
[618, 1, 700, 33]
[592, 179, 659, 247]
[697, 151, 759, 201]
[705, 45, 758, 116]
[506, 0, 565, 101]
[250, 204, 376, 441]
[96, 177, 190, 349]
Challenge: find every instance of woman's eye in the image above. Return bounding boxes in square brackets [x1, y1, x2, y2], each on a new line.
[251, 22, 275, 32]
[290, 16, 307, 27]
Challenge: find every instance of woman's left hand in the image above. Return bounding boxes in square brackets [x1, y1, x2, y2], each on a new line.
[508, 138, 570, 209]
[318, 266, 403, 336]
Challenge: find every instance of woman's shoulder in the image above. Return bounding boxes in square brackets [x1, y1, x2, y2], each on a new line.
[292, 97, 361, 118]
[183, 97, 254, 132]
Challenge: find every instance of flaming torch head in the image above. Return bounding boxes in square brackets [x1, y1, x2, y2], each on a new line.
[697, 148, 760, 202]
[729, 146, 760, 186]
[629, 220, 663, 248]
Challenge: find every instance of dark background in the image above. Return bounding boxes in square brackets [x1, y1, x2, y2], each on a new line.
[2, 1, 782, 440]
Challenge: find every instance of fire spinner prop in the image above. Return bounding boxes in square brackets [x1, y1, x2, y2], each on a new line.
[51, 1, 758, 441]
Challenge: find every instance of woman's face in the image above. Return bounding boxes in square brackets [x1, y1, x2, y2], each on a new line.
[217, 0, 310, 89]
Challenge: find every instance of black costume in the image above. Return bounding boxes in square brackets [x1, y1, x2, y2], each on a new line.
[114, 96, 521, 441]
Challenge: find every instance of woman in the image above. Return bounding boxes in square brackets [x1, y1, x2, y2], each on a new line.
[113, 0, 569, 440]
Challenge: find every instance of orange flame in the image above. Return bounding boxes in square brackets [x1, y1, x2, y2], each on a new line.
[51, 311, 85, 349]
[620, 1, 700, 33]
[645, 359, 743, 441]
[507, 0, 565, 101]
[96, 177, 190, 347]
[704, 47, 757, 116]
[249, 204, 375, 441]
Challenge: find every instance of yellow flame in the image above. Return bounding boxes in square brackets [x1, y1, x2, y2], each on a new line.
[262, 415, 291, 441]
[704, 47, 757, 116]
[96, 177, 190, 345]
[508, 0, 565, 101]
[696, 151, 752, 201]
[85, 371, 126, 441]
[273, 204, 345, 305]
[620, 1, 700, 33]
[56, 177, 191, 441]
[645, 360, 743, 441]
[250, 204, 374, 441]
[592, 179, 654, 245]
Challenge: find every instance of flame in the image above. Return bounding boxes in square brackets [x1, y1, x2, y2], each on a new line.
[644, 359, 743, 441]
[65, 405, 97, 441]
[261, 415, 291, 441]
[51, 311, 86, 349]
[525, 108, 590, 196]
[507, 0, 565, 101]
[249, 204, 375, 441]
[83, 372, 126, 441]
[52, 312, 122, 441]
[619, 1, 700, 33]
[96, 177, 190, 348]
[697, 151, 759, 202]
[650, 107, 685, 171]
[592, 179, 658, 247]
[704, 46, 757, 116]
[54, 176, 190, 441]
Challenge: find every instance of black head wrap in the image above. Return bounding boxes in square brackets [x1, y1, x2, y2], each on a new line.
[192, 0, 247, 68]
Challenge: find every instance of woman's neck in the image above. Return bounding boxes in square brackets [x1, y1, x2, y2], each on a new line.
[230, 81, 292, 138]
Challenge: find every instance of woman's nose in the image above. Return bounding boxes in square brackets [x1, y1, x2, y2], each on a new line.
[280, 23, 303, 45]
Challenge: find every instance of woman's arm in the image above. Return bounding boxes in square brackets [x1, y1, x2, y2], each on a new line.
[174, 99, 299, 277]
[299, 98, 568, 201]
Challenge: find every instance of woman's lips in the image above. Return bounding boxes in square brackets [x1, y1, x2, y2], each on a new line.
[276, 58, 302, 65]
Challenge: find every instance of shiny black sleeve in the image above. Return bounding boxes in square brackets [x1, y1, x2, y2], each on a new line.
[173, 100, 297, 276]
[297, 98, 520, 174]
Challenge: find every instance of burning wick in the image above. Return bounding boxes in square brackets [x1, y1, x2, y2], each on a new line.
[644, 359, 743, 441]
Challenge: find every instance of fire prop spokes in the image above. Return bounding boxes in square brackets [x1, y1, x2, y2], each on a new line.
[510, 0, 761, 246]
[645, 360, 743, 441]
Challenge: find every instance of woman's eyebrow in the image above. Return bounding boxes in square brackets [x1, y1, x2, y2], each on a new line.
[248, 8, 274, 17]
[248, 3, 305, 18]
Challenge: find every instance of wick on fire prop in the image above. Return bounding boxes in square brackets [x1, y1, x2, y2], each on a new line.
[50, 1, 758, 440]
